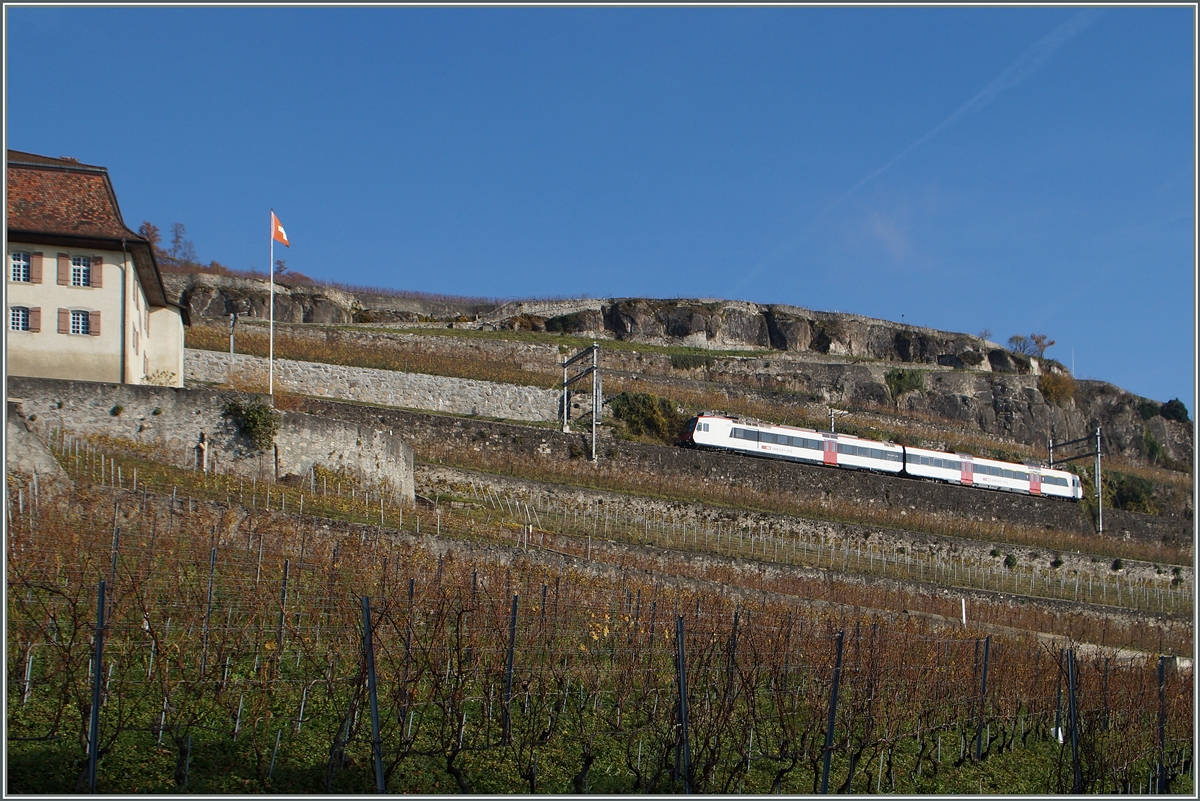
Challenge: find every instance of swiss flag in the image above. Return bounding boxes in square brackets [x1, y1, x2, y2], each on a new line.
[271, 211, 290, 247]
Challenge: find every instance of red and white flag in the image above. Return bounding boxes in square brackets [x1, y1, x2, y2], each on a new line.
[271, 211, 290, 247]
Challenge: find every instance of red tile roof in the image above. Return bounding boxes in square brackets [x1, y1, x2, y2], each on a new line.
[7, 150, 140, 240]
[6, 150, 188, 323]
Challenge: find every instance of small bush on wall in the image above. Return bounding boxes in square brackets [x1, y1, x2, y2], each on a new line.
[884, 369, 924, 401]
[223, 399, 279, 451]
[608, 391, 689, 444]
[1038, 372, 1075, 407]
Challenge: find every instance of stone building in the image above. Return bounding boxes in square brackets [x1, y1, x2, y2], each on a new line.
[6, 150, 189, 385]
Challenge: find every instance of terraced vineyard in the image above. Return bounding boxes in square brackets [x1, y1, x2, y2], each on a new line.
[7, 306, 1193, 793]
[5, 470, 1193, 794]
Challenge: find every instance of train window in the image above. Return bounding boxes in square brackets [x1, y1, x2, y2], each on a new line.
[1001, 470, 1012, 479]
[1016, 472, 1028, 481]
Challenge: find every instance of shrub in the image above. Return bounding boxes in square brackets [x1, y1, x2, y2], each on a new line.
[1003, 554, 1018, 570]
[608, 391, 689, 444]
[669, 353, 715, 370]
[223, 399, 279, 451]
[1111, 472, 1156, 514]
[1142, 430, 1163, 465]
[1038, 372, 1075, 406]
[152, 407, 163, 416]
[1050, 555, 1064, 569]
[1160, 398, 1190, 423]
[989, 548, 1001, 558]
[110, 405, 124, 417]
[1137, 399, 1161, 420]
[884, 369, 924, 401]
[544, 312, 592, 334]
[1111, 558, 1124, 572]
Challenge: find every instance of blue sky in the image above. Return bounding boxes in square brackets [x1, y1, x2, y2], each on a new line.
[6, 6, 1195, 410]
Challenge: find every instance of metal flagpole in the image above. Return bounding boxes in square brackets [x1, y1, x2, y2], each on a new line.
[269, 210, 274, 396]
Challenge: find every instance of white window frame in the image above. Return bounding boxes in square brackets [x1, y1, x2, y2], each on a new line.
[10, 306, 30, 331]
[10, 252, 30, 282]
[70, 309, 90, 335]
[71, 256, 91, 287]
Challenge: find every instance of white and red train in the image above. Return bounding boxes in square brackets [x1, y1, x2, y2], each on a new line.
[680, 414, 1083, 501]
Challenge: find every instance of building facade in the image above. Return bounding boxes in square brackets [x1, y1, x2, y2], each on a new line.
[6, 150, 188, 385]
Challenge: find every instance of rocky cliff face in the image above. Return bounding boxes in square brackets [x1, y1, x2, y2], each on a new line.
[167, 273, 1192, 471]
[165, 276, 1038, 374]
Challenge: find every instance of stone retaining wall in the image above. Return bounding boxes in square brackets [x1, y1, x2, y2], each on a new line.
[185, 349, 559, 422]
[7, 377, 414, 499]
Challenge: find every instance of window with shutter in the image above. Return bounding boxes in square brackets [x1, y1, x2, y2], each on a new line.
[71, 256, 91, 287]
[70, 310, 90, 335]
[10, 252, 30, 282]
[10, 307, 29, 330]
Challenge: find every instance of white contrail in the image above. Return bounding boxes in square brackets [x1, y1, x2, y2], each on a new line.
[826, 8, 1105, 214]
[738, 9, 1105, 295]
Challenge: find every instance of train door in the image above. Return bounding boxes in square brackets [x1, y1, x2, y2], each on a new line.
[823, 436, 838, 466]
[960, 456, 974, 486]
[1029, 471, 1042, 496]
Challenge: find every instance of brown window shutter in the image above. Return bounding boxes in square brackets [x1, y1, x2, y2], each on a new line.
[91, 256, 103, 288]
[58, 308, 70, 333]
[57, 253, 70, 285]
[28, 307, 41, 333]
[89, 311, 102, 336]
[30, 252, 43, 284]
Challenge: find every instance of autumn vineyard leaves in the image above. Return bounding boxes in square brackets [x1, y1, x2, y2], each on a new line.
[5, 443, 1193, 794]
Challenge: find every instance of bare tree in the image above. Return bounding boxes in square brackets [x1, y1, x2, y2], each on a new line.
[138, 221, 162, 252]
[1008, 333, 1056, 358]
[169, 223, 198, 267]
